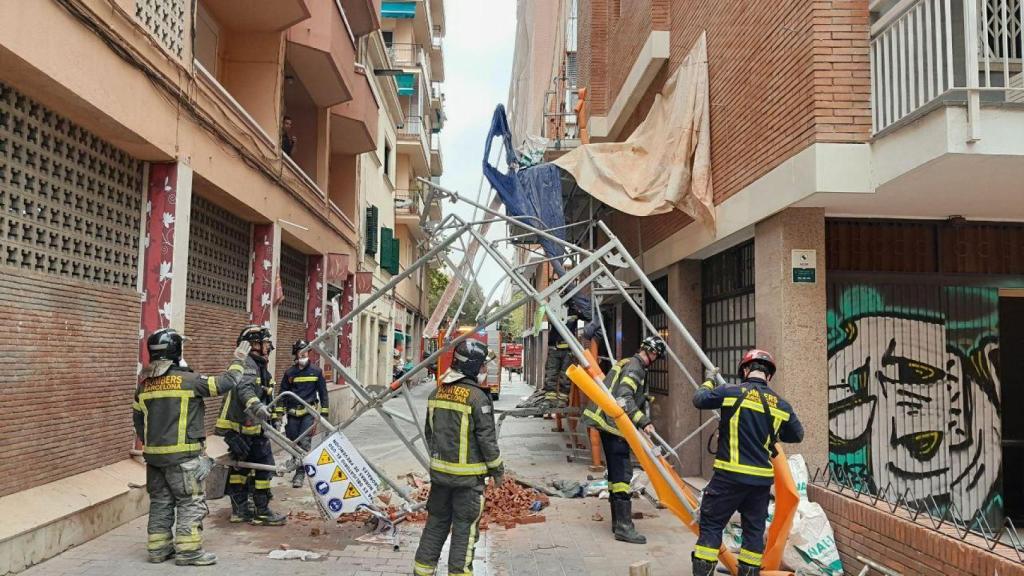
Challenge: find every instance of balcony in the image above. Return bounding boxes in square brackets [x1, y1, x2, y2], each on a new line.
[430, 133, 443, 176]
[341, 0, 382, 37]
[395, 188, 426, 231]
[387, 42, 424, 68]
[397, 115, 430, 175]
[330, 65, 380, 155]
[430, 26, 445, 82]
[542, 81, 581, 162]
[799, 0, 1024, 222]
[286, 0, 359, 107]
[204, 0, 311, 31]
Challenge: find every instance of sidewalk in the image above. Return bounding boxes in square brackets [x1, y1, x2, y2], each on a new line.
[18, 376, 695, 576]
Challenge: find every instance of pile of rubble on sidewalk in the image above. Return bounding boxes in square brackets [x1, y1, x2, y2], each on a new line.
[336, 473, 549, 530]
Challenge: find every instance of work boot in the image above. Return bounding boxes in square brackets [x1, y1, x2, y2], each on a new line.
[291, 469, 305, 488]
[691, 554, 717, 576]
[610, 496, 646, 544]
[737, 563, 760, 576]
[147, 549, 174, 564]
[174, 551, 217, 566]
[251, 494, 287, 526]
[228, 495, 254, 524]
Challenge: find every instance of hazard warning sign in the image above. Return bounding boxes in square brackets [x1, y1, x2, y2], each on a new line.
[301, 431, 380, 520]
[317, 449, 334, 466]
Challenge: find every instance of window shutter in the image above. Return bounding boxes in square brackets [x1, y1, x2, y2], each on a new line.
[380, 227, 394, 270]
[389, 237, 400, 275]
[365, 206, 379, 255]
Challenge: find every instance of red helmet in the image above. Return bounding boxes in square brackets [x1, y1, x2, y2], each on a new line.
[739, 349, 776, 377]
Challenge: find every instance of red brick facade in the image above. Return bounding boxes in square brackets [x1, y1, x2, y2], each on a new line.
[0, 269, 141, 497]
[275, 318, 307, 384]
[810, 485, 1024, 576]
[579, 0, 871, 254]
[183, 300, 249, 434]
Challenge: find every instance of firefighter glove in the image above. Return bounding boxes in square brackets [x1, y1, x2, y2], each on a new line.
[233, 341, 252, 361]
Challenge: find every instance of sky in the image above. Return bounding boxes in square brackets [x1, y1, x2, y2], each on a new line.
[437, 0, 517, 307]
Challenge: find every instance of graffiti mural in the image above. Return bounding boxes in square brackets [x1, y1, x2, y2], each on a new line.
[827, 283, 1002, 526]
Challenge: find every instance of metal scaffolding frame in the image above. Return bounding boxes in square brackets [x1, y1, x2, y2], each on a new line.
[273, 179, 733, 525]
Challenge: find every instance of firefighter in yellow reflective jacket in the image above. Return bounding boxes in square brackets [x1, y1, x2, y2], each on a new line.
[214, 325, 286, 526]
[133, 328, 250, 566]
[583, 335, 666, 545]
[414, 339, 503, 576]
[691, 349, 804, 576]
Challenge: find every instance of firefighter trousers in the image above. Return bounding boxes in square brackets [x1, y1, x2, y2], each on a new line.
[694, 473, 770, 568]
[225, 433, 275, 501]
[285, 413, 315, 451]
[599, 431, 633, 496]
[146, 458, 209, 559]
[413, 483, 486, 576]
[542, 347, 572, 401]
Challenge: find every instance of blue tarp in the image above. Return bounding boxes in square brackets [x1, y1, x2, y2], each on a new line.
[483, 105, 590, 317]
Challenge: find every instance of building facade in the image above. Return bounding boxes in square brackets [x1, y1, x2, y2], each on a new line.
[511, 1, 1024, 571]
[0, 0, 443, 572]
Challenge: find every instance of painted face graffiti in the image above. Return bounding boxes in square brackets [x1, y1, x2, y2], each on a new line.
[828, 287, 1002, 524]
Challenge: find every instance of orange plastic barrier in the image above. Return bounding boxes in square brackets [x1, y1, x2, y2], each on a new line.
[567, 357, 797, 576]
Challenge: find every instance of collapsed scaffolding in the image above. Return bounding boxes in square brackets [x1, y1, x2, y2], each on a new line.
[222, 177, 800, 575]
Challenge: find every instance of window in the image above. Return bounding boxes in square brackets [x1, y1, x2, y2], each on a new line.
[701, 241, 755, 383]
[383, 140, 392, 181]
[643, 276, 670, 395]
[382, 31, 394, 47]
[365, 205, 379, 256]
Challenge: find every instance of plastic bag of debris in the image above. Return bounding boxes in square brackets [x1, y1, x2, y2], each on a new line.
[585, 479, 608, 497]
[782, 455, 844, 576]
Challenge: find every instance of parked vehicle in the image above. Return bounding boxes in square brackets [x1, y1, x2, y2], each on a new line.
[501, 342, 524, 376]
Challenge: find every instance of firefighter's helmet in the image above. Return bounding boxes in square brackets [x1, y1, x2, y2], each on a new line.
[640, 335, 667, 359]
[452, 339, 489, 377]
[147, 328, 183, 362]
[739, 349, 776, 377]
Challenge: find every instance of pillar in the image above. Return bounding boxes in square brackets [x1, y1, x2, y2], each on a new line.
[250, 222, 281, 374]
[339, 274, 354, 368]
[306, 254, 325, 364]
[652, 259, 714, 477]
[755, 208, 828, 473]
[138, 161, 192, 369]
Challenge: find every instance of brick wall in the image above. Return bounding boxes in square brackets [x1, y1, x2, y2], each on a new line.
[582, 1, 871, 255]
[275, 318, 306, 384]
[183, 300, 249, 434]
[0, 268, 140, 497]
[809, 484, 1024, 576]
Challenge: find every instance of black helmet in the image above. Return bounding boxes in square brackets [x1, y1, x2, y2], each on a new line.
[292, 339, 309, 356]
[237, 324, 273, 353]
[452, 339, 488, 377]
[640, 335, 667, 359]
[147, 328, 183, 362]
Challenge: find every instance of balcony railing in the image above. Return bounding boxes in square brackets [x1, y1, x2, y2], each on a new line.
[432, 25, 443, 50]
[387, 43, 422, 68]
[395, 189, 424, 219]
[871, 0, 1024, 135]
[399, 115, 425, 138]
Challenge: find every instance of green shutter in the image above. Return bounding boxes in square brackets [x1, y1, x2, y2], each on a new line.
[380, 227, 394, 270]
[388, 236, 400, 275]
[365, 206, 379, 255]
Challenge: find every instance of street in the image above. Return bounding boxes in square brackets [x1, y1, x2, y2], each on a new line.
[21, 375, 694, 576]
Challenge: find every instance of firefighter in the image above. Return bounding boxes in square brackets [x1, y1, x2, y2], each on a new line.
[132, 328, 252, 565]
[215, 325, 287, 526]
[278, 339, 329, 488]
[518, 298, 588, 410]
[691, 349, 805, 576]
[582, 335, 666, 545]
[413, 339, 503, 576]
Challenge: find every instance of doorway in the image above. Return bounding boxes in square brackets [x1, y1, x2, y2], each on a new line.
[1000, 291, 1024, 522]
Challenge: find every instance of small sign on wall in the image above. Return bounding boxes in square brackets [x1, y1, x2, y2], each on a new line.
[791, 249, 817, 283]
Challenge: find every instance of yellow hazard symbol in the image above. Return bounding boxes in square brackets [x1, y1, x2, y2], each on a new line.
[343, 484, 362, 499]
[330, 466, 348, 483]
[317, 450, 334, 466]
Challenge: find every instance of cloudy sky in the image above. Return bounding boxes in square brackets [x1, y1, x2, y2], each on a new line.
[437, 0, 517, 307]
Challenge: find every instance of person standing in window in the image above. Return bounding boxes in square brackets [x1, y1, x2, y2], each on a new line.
[281, 116, 296, 155]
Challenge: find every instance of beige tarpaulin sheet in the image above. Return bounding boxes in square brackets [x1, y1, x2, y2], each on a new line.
[554, 32, 715, 229]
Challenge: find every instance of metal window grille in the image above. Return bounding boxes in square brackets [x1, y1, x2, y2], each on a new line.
[365, 205, 379, 255]
[279, 244, 307, 323]
[644, 276, 670, 395]
[186, 195, 249, 309]
[135, 0, 186, 59]
[702, 240, 756, 384]
[0, 81, 142, 288]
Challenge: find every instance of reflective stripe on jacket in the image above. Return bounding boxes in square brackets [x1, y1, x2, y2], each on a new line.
[214, 356, 270, 436]
[583, 355, 650, 436]
[133, 361, 244, 466]
[277, 363, 329, 417]
[424, 374, 503, 487]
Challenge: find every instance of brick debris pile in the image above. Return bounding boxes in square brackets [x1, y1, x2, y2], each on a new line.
[336, 475, 549, 530]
